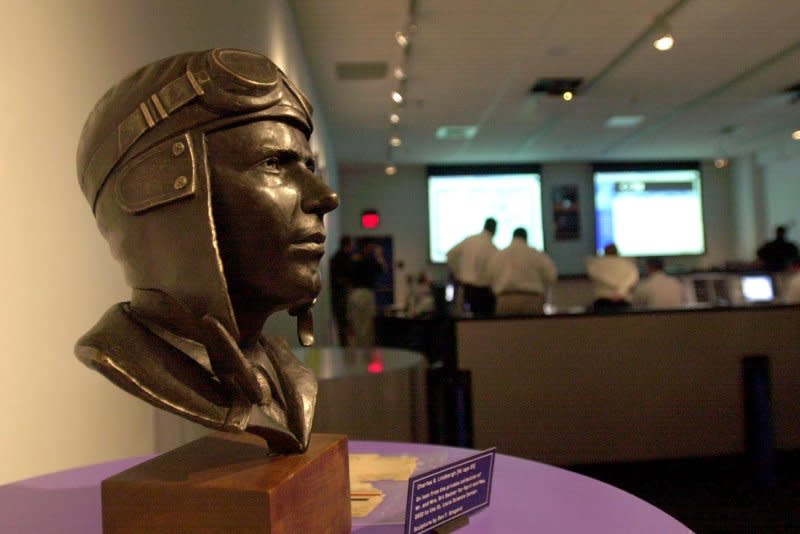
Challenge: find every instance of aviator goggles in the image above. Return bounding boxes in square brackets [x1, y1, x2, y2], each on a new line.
[81, 48, 313, 211]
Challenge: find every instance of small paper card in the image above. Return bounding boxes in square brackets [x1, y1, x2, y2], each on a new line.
[404, 448, 495, 534]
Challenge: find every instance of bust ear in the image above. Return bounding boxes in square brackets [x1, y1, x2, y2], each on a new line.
[115, 134, 197, 214]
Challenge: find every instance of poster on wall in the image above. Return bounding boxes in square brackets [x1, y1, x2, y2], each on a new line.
[553, 185, 580, 240]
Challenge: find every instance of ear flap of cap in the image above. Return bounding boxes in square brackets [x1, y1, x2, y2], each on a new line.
[115, 133, 197, 214]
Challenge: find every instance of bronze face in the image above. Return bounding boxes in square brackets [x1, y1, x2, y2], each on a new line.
[208, 120, 339, 331]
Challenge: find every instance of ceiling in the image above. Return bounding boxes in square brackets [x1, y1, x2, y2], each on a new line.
[290, 0, 800, 167]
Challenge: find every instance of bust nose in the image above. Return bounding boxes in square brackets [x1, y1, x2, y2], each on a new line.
[301, 175, 339, 216]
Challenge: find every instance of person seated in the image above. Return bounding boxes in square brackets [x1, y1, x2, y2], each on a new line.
[586, 244, 639, 313]
[632, 258, 686, 309]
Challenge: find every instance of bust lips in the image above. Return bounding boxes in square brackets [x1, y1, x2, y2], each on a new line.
[290, 230, 326, 257]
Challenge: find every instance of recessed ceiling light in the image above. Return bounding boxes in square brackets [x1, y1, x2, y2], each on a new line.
[714, 158, 729, 169]
[653, 33, 674, 51]
[391, 91, 404, 104]
[385, 164, 397, 175]
[393, 66, 406, 80]
[389, 136, 402, 147]
[389, 113, 400, 124]
[605, 115, 646, 128]
[792, 129, 800, 140]
[562, 91, 574, 101]
[653, 21, 674, 51]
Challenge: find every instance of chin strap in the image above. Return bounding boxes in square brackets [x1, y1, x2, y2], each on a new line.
[288, 298, 316, 347]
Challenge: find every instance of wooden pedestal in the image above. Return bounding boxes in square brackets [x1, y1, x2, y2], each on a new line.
[102, 432, 351, 534]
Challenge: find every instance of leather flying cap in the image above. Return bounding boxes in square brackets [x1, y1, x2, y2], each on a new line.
[77, 49, 313, 212]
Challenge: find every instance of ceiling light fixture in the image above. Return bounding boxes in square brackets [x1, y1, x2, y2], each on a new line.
[530, 77, 582, 97]
[714, 158, 729, 169]
[653, 33, 674, 51]
[385, 1, 416, 178]
[792, 129, 800, 140]
[395, 31, 409, 48]
[653, 21, 674, 51]
[562, 91, 574, 102]
[605, 115, 645, 128]
[435, 125, 478, 140]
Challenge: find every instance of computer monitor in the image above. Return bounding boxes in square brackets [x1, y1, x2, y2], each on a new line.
[740, 275, 774, 303]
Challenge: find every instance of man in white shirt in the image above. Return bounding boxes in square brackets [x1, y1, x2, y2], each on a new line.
[586, 244, 639, 312]
[632, 258, 686, 309]
[487, 228, 557, 315]
[446, 218, 498, 315]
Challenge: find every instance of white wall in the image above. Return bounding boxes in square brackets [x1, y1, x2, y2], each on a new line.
[539, 162, 596, 275]
[730, 155, 766, 261]
[0, 0, 335, 483]
[699, 160, 735, 269]
[339, 165, 437, 288]
[729, 139, 800, 260]
[761, 151, 800, 239]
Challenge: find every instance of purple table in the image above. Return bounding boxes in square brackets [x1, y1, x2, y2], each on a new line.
[0, 440, 692, 533]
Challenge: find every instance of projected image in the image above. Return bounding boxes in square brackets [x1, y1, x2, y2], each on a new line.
[428, 173, 543, 263]
[594, 168, 705, 257]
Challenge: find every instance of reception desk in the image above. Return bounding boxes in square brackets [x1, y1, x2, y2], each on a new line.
[457, 305, 800, 465]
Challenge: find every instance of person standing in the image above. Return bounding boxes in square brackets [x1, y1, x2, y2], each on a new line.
[487, 228, 557, 315]
[330, 236, 354, 346]
[586, 244, 639, 313]
[632, 257, 686, 309]
[446, 217, 498, 315]
[347, 242, 386, 347]
[757, 225, 799, 272]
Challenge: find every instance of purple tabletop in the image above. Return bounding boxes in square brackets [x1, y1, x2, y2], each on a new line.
[0, 440, 692, 533]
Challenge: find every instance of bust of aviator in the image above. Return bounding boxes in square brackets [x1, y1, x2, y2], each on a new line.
[75, 49, 339, 454]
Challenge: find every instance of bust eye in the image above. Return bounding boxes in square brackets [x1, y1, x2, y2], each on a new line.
[305, 159, 316, 173]
[258, 156, 280, 172]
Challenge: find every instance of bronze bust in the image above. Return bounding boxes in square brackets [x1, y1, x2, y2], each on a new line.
[75, 49, 339, 454]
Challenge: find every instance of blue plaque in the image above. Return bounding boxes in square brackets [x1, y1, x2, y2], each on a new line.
[404, 448, 495, 534]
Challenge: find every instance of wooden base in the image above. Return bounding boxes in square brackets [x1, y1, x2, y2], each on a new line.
[102, 432, 351, 534]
